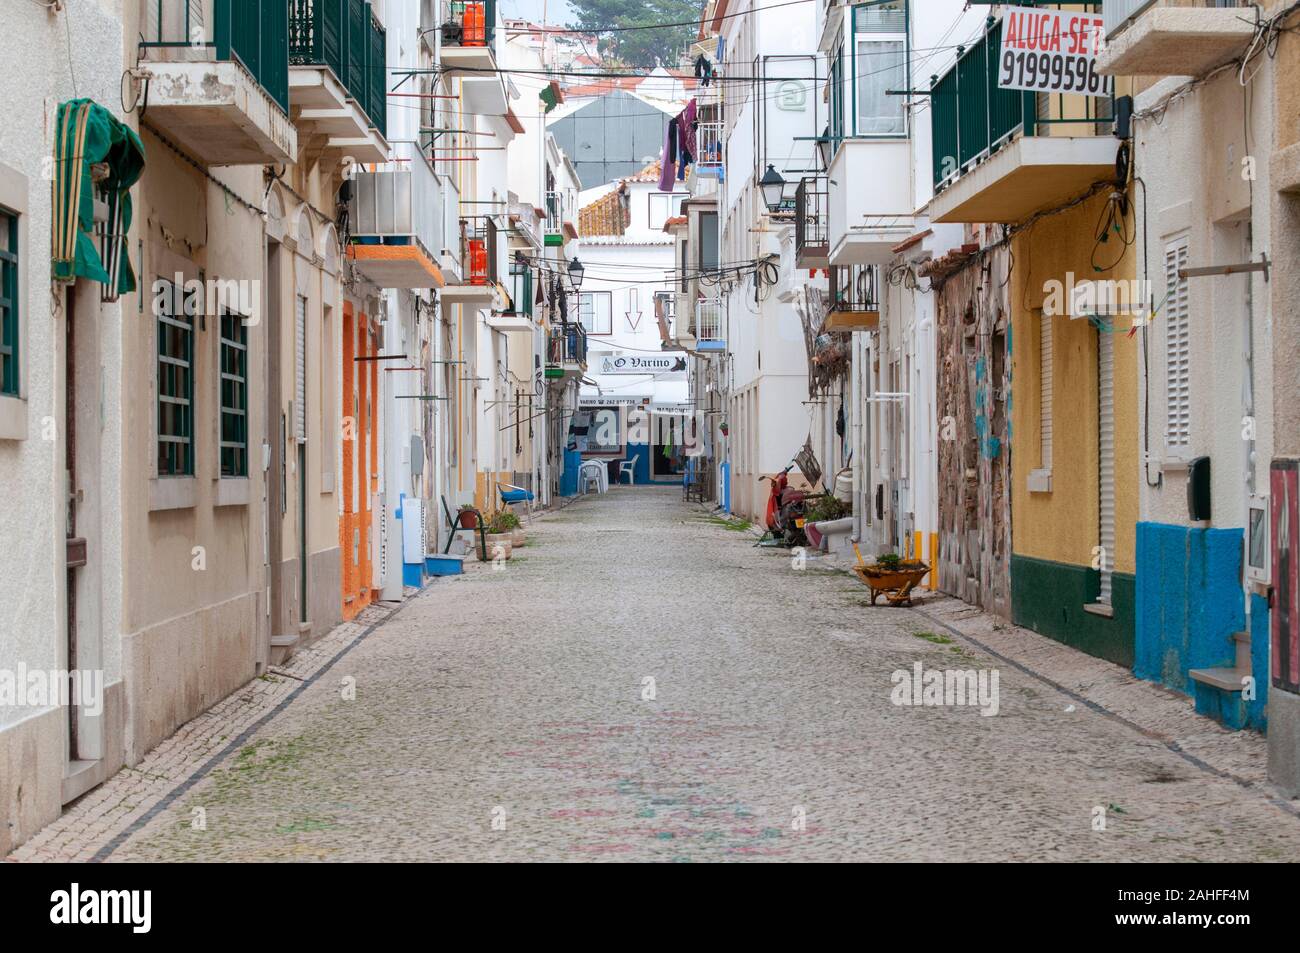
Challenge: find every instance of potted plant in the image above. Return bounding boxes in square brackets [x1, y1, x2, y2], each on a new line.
[483, 510, 514, 560]
[457, 504, 479, 529]
[494, 507, 524, 547]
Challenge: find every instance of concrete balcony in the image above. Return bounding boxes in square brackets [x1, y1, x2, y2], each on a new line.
[795, 176, 829, 269]
[928, 15, 1118, 225]
[929, 135, 1118, 224]
[346, 147, 446, 288]
[824, 263, 880, 331]
[288, 0, 390, 163]
[827, 138, 913, 265]
[1098, 1, 1255, 77]
[139, 0, 296, 165]
[289, 68, 388, 164]
[441, 221, 503, 306]
[438, 0, 498, 75]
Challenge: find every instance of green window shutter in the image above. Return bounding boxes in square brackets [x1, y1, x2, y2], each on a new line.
[0, 210, 17, 397]
[157, 278, 196, 475]
[220, 309, 249, 477]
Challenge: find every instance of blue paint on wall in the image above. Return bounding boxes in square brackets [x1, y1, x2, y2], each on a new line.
[625, 442, 652, 484]
[560, 449, 581, 497]
[721, 460, 731, 513]
[1135, 522, 1257, 722]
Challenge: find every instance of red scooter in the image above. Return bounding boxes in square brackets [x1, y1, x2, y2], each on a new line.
[761, 464, 809, 546]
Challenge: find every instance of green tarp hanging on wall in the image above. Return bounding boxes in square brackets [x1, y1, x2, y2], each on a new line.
[51, 99, 146, 295]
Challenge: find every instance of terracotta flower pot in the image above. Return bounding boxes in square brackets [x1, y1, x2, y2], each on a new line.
[458, 511, 478, 529]
[483, 533, 513, 560]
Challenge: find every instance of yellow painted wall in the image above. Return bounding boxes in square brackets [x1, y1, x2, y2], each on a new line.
[1010, 191, 1137, 574]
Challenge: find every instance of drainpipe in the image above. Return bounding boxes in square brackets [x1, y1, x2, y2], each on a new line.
[850, 331, 863, 543]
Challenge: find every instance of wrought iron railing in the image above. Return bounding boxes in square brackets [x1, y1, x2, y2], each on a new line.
[930, 16, 1113, 191]
[288, 0, 387, 138]
[794, 176, 828, 262]
[142, 0, 290, 113]
[547, 323, 587, 366]
[828, 263, 878, 313]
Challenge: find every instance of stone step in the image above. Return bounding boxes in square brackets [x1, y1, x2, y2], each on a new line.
[1189, 666, 1250, 693]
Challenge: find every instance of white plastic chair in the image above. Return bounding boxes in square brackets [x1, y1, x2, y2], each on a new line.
[618, 454, 639, 485]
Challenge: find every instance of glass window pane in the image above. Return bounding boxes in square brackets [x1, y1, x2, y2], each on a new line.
[856, 39, 906, 135]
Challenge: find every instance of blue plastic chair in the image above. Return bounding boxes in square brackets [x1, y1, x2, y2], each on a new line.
[497, 482, 535, 521]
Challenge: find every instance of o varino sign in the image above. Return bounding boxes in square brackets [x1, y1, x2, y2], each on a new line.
[598, 353, 687, 376]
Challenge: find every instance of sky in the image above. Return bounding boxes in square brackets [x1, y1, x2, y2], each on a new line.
[499, 0, 576, 26]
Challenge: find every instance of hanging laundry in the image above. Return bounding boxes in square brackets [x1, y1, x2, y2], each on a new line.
[678, 100, 698, 162]
[658, 118, 678, 191]
[716, 36, 726, 63]
[694, 55, 714, 87]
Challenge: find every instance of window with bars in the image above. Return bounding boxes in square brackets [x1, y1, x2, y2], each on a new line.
[1163, 238, 1190, 451]
[0, 209, 17, 397]
[219, 310, 248, 477]
[157, 278, 196, 476]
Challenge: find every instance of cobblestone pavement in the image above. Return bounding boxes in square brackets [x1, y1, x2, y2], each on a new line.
[16, 486, 1300, 861]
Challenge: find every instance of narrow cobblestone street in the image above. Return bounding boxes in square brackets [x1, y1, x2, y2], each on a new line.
[22, 487, 1300, 862]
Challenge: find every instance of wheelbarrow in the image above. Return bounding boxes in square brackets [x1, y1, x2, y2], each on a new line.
[851, 543, 930, 607]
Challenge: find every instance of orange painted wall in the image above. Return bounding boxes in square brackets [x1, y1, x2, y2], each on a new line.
[341, 302, 375, 622]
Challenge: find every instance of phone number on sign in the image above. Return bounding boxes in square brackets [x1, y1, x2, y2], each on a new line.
[1000, 49, 1111, 96]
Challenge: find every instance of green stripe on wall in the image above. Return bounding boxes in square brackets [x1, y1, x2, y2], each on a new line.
[1010, 553, 1135, 667]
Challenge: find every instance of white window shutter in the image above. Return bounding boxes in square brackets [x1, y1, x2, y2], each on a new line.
[295, 295, 307, 441]
[1164, 239, 1190, 450]
[1040, 311, 1053, 470]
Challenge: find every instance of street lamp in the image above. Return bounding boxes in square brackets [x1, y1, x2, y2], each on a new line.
[816, 126, 832, 172]
[759, 164, 787, 213]
[567, 257, 585, 294]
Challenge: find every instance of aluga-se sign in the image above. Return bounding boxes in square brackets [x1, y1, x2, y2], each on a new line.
[997, 6, 1111, 97]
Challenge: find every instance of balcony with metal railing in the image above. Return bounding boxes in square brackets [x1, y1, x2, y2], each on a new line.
[345, 143, 446, 288]
[795, 176, 829, 268]
[928, 14, 1119, 225]
[695, 121, 724, 178]
[545, 323, 588, 378]
[825, 263, 880, 331]
[287, 0, 389, 161]
[1098, 0, 1251, 77]
[690, 299, 725, 352]
[443, 216, 501, 304]
[137, 0, 296, 165]
[440, 0, 498, 73]
[543, 190, 576, 247]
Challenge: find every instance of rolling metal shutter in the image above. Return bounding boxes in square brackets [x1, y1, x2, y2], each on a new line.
[1098, 327, 1115, 604]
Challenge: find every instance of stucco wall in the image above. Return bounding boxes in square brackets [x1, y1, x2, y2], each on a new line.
[1010, 192, 1138, 575]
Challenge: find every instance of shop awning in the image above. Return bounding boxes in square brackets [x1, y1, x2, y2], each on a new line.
[51, 99, 145, 298]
